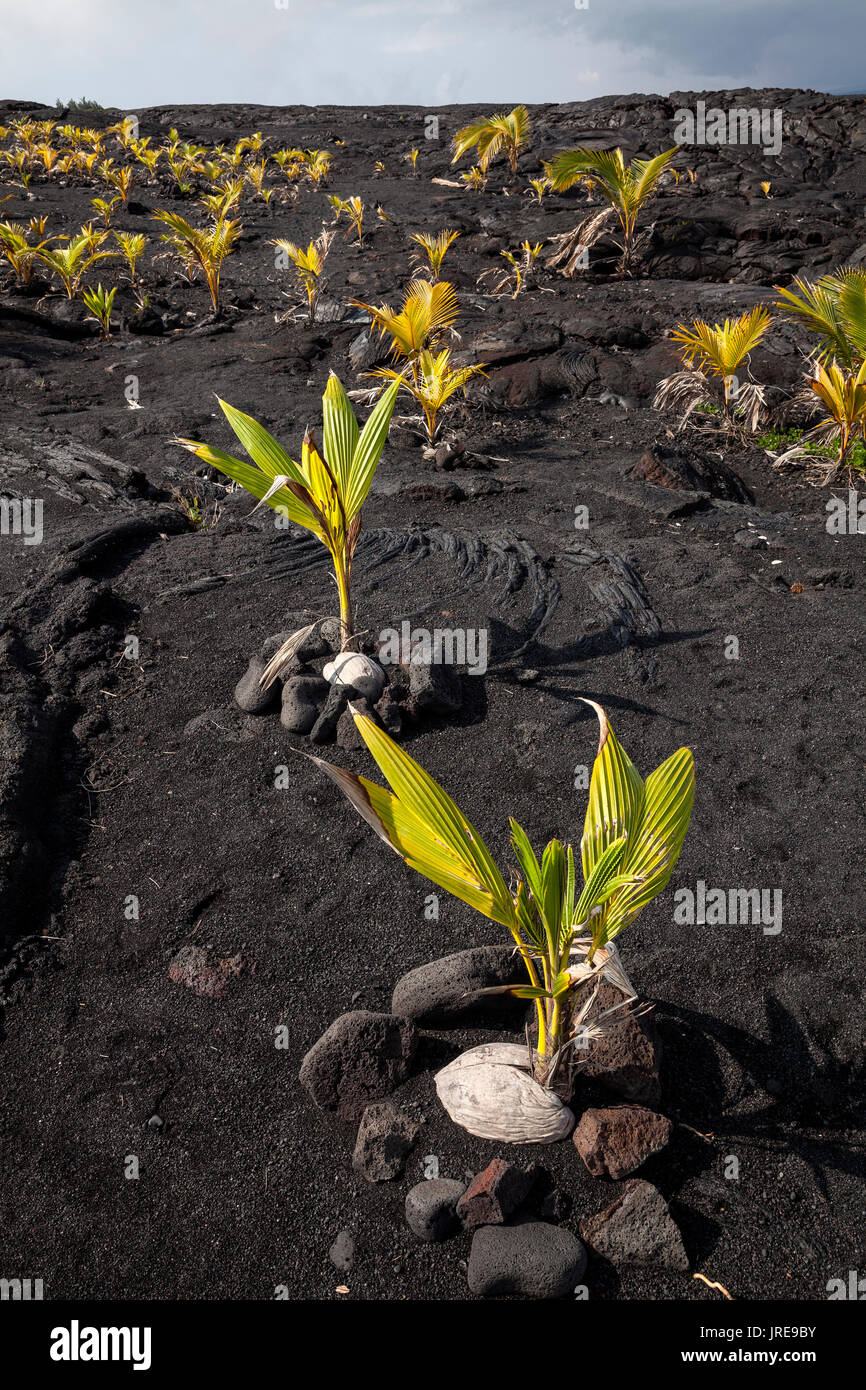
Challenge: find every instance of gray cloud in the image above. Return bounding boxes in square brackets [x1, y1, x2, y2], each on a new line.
[4, 0, 863, 109]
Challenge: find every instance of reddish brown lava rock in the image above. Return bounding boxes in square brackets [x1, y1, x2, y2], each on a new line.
[579, 982, 662, 1103]
[456, 1158, 535, 1230]
[573, 1104, 672, 1179]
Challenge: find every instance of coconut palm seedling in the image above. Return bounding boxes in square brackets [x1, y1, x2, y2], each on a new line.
[526, 177, 550, 205]
[654, 306, 774, 432]
[311, 700, 694, 1085]
[368, 347, 487, 444]
[404, 147, 420, 176]
[452, 104, 530, 176]
[70, 150, 99, 180]
[35, 229, 116, 297]
[479, 240, 543, 299]
[806, 360, 866, 479]
[270, 229, 336, 325]
[775, 268, 866, 371]
[199, 159, 225, 184]
[91, 195, 121, 228]
[354, 278, 460, 387]
[0, 220, 58, 287]
[301, 149, 332, 186]
[198, 179, 243, 222]
[245, 159, 276, 209]
[113, 230, 147, 285]
[329, 195, 365, 244]
[96, 158, 116, 188]
[78, 221, 108, 253]
[108, 165, 135, 204]
[133, 143, 161, 179]
[409, 229, 460, 283]
[36, 145, 61, 176]
[460, 165, 487, 192]
[771, 359, 866, 483]
[80, 282, 116, 339]
[175, 373, 401, 653]
[3, 150, 33, 195]
[545, 145, 677, 275]
[235, 131, 266, 157]
[272, 148, 300, 178]
[154, 208, 241, 314]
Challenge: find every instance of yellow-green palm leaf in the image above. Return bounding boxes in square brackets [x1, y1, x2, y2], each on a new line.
[775, 268, 866, 369]
[670, 305, 773, 379]
[451, 105, 530, 173]
[354, 279, 458, 362]
[310, 711, 517, 928]
[580, 699, 694, 951]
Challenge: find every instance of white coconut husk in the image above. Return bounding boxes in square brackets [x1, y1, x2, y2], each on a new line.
[435, 942, 641, 1143]
[435, 1042, 575, 1144]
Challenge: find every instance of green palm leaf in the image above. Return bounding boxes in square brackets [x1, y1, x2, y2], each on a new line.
[311, 711, 517, 928]
[322, 372, 359, 496]
[343, 376, 401, 520]
[580, 699, 644, 879]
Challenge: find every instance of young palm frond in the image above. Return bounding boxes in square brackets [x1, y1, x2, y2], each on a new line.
[35, 229, 116, 297]
[91, 195, 121, 228]
[460, 165, 487, 192]
[526, 177, 550, 204]
[108, 165, 135, 204]
[368, 347, 487, 443]
[0, 220, 58, 286]
[154, 209, 241, 313]
[311, 699, 694, 1081]
[670, 306, 773, 380]
[451, 104, 530, 175]
[269, 229, 335, 325]
[175, 374, 400, 650]
[773, 360, 866, 483]
[545, 145, 677, 274]
[807, 359, 866, 479]
[775, 268, 866, 370]
[408, 229, 460, 283]
[329, 194, 365, 244]
[478, 239, 543, 298]
[353, 278, 459, 382]
[198, 179, 243, 222]
[302, 149, 332, 185]
[655, 306, 773, 430]
[80, 282, 116, 338]
[113, 230, 147, 283]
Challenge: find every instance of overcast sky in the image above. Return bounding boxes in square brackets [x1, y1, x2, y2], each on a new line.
[4, 0, 863, 109]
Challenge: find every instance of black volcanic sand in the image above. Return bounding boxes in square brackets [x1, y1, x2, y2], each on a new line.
[0, 91, 864, 1302]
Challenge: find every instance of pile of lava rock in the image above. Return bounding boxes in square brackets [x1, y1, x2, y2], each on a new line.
[233, 611, 468, 746]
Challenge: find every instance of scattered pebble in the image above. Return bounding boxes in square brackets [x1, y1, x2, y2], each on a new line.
[168, 945, 244, 999]
[329, 1230, 355, 1272]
